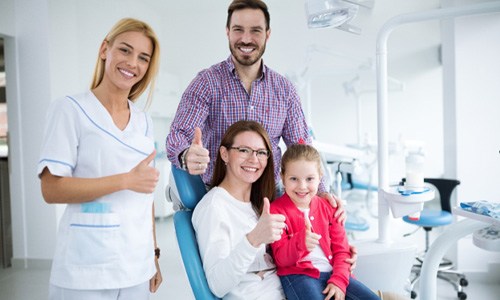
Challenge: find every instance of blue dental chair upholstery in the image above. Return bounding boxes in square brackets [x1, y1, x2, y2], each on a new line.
[171, 166, 220, 300]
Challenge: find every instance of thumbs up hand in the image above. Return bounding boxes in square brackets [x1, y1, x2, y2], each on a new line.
[127, 150, 160, 193]
[304, 216, 321, 252]
[246, 198, 286, 247]
[185, 127, 210, 175]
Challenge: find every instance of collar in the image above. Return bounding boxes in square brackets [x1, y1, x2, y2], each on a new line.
[226, 55, 267, 81]
[279, 192, 320, 213]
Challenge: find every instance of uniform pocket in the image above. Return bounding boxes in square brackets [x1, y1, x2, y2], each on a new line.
[66, 212, 120, 266]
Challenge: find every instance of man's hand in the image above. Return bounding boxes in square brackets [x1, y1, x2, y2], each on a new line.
[318, 191, 346, 225]
[185, 127, 210, 175]
[345, 245, 358, 272]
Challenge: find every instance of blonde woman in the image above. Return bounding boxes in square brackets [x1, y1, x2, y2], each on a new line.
[38, 18, 162, 299]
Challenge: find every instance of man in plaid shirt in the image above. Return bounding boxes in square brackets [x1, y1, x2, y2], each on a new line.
[166, 0, 344, 222]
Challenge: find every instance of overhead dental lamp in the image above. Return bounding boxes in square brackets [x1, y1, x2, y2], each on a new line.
[305, 0, 372, 34]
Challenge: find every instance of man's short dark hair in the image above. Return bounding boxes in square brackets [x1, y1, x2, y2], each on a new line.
[226, 0, 270, 31]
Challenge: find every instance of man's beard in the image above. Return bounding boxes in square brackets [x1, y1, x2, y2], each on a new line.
[230, 42, 266, 66]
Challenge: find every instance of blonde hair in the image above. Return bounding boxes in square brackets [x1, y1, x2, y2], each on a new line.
[281, 144, 323, 177]
[90, 18, 160, 107]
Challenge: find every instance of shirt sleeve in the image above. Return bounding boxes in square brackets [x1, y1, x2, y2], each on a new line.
[281, 83, 311, 147]
[192, 194, 261, 298]
[37, 97, 79, 178]
[166, 73, 211, 168]
[271, 226, 309, 268]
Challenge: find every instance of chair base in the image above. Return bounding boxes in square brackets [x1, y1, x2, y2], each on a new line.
[406, 261, 469, 300]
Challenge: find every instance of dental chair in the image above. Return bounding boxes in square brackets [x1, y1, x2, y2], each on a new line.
[402, 178, 467, 300]
[170, 166, 220, 300]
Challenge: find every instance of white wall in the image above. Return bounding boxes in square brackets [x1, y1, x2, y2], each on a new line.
[1, 0, 498, 275]
[0, 0, 58, 263]
[453, 9, 500, 272]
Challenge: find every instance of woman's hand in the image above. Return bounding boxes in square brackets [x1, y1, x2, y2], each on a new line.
[318, 192, 346, 225]
[149, 258, 163, 293]
[246, 198, 286, 247]
[126, 150, 159, 193]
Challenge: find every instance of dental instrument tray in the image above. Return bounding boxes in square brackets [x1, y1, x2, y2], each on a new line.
[453, 205, 500, 251]
[383, 185, 435, 218]
[453, 205, 500, 227]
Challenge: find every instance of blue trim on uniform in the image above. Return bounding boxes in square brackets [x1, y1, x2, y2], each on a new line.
[38, 158, 75, 171]
[69, 224, 120, 228]
[143, 112, 150, 136]
[66, 96, 149, 156]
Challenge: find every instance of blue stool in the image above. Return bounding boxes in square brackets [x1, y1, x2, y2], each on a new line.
[402, 178, 468, 300]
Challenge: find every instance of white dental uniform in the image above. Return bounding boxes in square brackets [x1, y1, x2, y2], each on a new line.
[37, 91, 156, 290]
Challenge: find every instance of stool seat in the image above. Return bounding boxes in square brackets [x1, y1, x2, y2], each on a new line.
[403, 209, 453, 227]
[345, 220, 369, 231]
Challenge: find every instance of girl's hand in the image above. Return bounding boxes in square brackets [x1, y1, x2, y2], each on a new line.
[323, 283, 345, 300]
[304, 216, 321, 252]
[247, 197, 286, 247]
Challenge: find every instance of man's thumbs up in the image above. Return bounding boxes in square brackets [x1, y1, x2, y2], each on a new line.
[184, 127, 209, 175]
[193, 127, 203, 146]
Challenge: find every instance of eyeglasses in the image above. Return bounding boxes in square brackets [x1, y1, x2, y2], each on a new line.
[229, 147, 270, 160]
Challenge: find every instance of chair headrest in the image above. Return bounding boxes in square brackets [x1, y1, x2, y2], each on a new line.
[171, 166, 207, 210]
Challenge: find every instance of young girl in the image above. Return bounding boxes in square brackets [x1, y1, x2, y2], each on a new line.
[270, 143, 379, 300]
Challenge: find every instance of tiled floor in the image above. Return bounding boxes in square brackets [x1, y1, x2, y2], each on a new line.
[0, 216, 498, 300]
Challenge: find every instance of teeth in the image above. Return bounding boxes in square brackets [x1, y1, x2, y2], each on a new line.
[240, 47, 253, 53]
[119, 68, 135, 77]
[242, 167, 257, 172]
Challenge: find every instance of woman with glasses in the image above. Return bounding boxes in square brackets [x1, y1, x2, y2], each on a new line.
[192, 120, 287, 299]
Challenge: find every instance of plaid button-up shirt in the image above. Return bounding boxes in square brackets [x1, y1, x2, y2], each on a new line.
[167, 56, 316, 189]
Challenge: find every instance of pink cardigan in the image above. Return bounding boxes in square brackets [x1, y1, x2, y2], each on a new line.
[270, 193, 351, 293]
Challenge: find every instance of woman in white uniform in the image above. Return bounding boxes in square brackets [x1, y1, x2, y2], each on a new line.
[38, 18, 162, 300]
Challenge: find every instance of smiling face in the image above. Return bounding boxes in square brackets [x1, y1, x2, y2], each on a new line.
[227, 8, 270, 67]
[100, 31, 153, 93]
[281, 159, 321, 209]
[220, 131, 269, 187]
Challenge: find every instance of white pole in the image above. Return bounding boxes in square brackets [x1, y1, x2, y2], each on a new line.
[419, 219, 486, 300]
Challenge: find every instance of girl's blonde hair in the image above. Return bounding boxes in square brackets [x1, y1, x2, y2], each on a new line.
[281, 144, 323, 177]
[90, 18, 160, 107]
